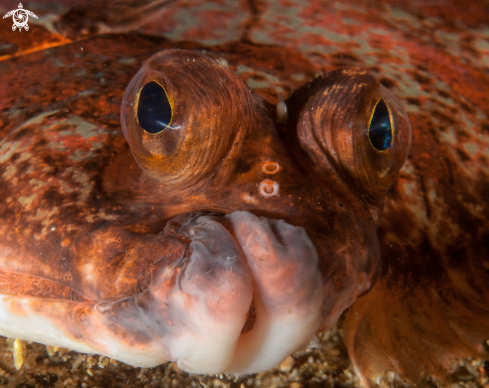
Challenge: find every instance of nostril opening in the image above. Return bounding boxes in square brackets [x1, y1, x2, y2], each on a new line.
[262, 162, 280, 174]
[241, 299, 256, 334]
[258, 179, 279, 197]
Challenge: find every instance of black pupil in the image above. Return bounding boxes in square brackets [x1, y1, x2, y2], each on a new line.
[137, 81, 172, 134]
[369, 99, 392, 151]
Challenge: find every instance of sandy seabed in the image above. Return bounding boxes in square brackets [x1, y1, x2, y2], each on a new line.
[0, 326, 486, 388]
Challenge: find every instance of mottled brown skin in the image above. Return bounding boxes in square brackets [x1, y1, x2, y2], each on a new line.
[3, 9, 489, 384]
[0, 33, 411, 376]
[1, 0, 489, 386]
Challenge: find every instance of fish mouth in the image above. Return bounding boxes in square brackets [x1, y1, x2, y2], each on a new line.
[149, 211, 325, 375]
[0, 211, 358, 376]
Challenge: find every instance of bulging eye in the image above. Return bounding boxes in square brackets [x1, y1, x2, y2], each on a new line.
[137, 81, 172, 134]
[286, 68, 411, 201]
[120, 49, 252, 197]
[368, 99, 392, 151]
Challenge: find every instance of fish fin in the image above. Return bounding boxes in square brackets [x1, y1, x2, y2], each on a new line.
[344, 274, 489, 386]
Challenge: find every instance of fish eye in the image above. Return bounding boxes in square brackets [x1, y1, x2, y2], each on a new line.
[368, 99, 392, 151]
[287, 68, 411, 201]
[121, 49, 254, 198]
[137, 81, 172, 134]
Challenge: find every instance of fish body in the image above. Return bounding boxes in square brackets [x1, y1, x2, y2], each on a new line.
[0, 0, 488, 386]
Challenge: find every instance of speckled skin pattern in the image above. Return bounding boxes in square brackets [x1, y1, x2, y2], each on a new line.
[0, 0, 488, 387]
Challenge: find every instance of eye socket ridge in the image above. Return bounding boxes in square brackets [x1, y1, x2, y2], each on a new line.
[136, 80, 173, 134]
[368, 98, 393, 152]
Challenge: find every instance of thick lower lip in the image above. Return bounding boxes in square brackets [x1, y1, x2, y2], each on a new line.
[217, 211, 325, 375]
[148, 211, 325, 375]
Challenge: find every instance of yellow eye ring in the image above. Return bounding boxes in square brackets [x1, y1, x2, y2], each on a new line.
[135, 80, 174, 134]
[368, 98, 393, 152]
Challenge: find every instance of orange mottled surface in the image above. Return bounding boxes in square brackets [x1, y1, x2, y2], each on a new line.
[0, 0, 488, 387]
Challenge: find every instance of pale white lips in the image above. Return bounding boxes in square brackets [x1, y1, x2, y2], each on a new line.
[0, 211, 324, 375]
